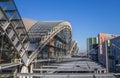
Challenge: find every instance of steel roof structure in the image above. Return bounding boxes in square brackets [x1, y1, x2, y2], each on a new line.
[0, 0, 73, 66]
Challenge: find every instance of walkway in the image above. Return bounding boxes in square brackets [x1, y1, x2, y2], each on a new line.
[17, 57, 117, 78]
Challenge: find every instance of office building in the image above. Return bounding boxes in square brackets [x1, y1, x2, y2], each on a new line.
[109, 36, 120, 73]
[87, 37, 98, 62]
[98, 33, 118, 64]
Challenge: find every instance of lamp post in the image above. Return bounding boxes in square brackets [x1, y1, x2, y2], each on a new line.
[105, 41, 109, 73]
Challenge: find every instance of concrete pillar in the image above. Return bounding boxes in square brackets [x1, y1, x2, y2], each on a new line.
[30, 64, 33, 78]
[30, 64, 33, 73]
[20, 66, 29, 78]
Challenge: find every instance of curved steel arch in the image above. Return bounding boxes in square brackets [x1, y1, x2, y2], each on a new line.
[28, 21, 72, 65]
[69, 41, 77, 55]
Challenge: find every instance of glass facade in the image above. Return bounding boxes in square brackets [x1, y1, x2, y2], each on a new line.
[110, 36, 120, 73]
[28, 21, 72, 59]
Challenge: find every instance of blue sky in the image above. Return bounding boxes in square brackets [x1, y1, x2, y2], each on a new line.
[15, 0, 120, 52]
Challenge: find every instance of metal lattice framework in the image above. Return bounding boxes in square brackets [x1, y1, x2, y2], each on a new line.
[28, 21, 72, 65]
[0, 0, 29, 66]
